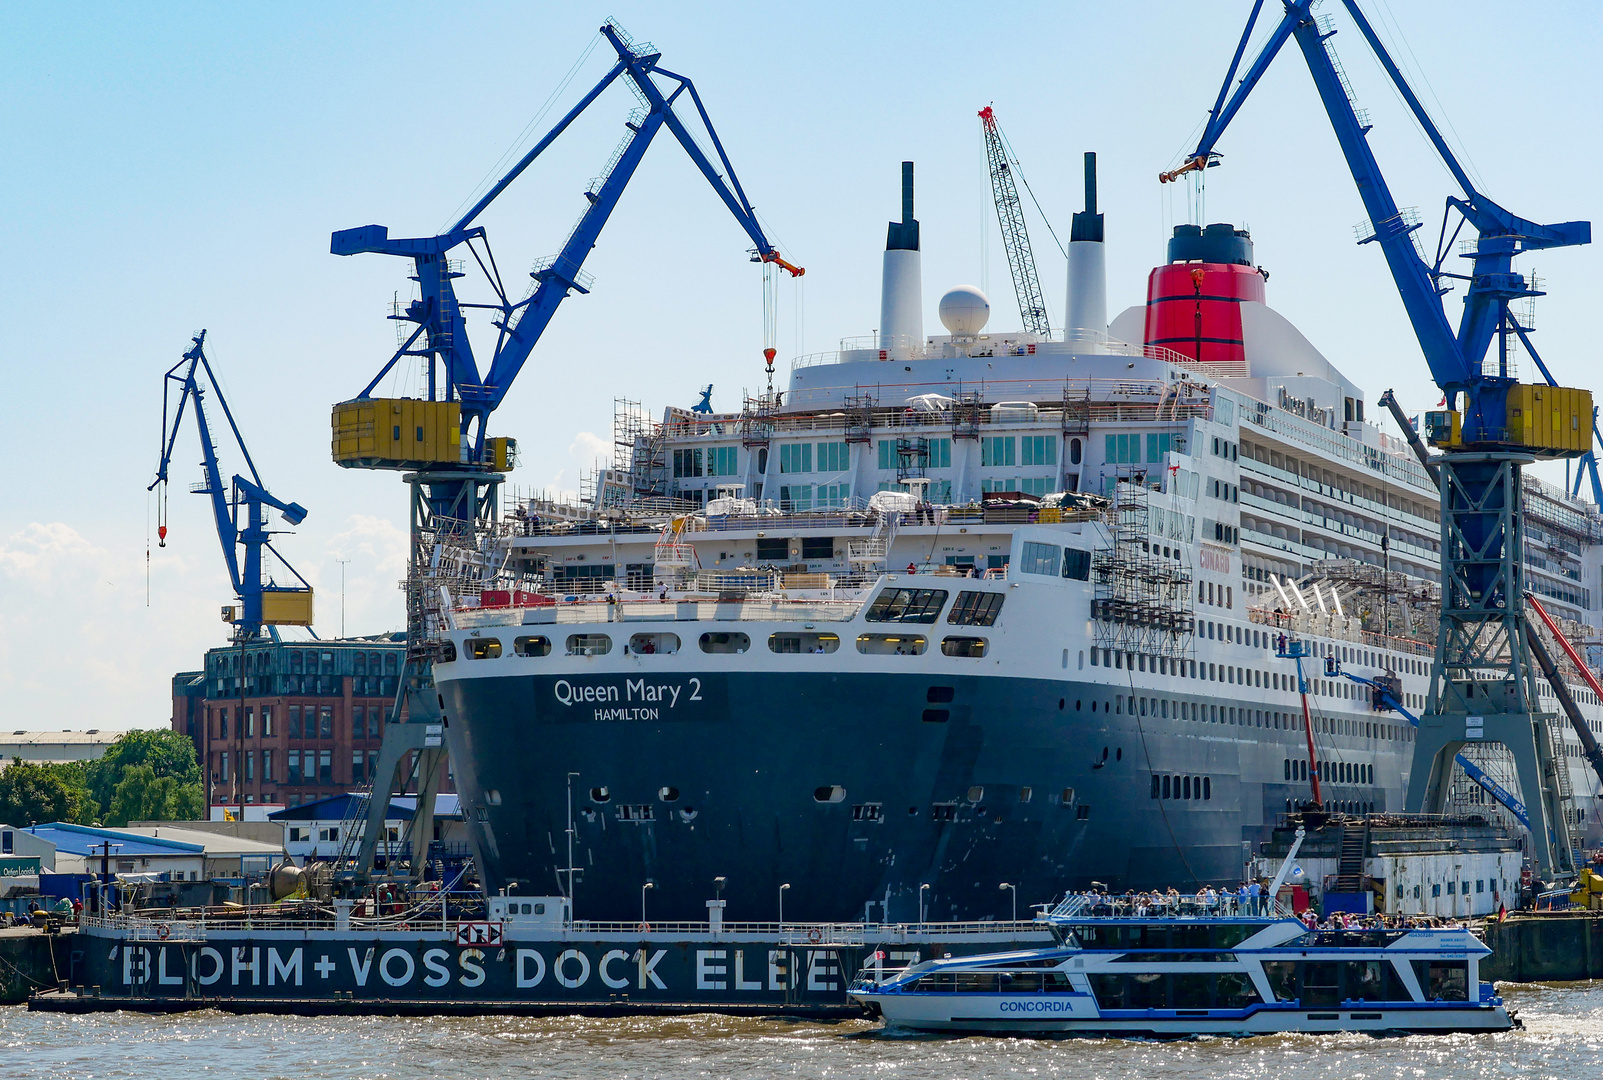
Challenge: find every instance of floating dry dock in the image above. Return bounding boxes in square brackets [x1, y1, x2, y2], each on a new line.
[31, 897, 1053, 1017]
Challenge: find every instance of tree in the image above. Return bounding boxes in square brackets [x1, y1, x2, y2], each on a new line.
[86, 730, 203, 822]
[105, 765, 205, 827]
[0, 758, 89, 826]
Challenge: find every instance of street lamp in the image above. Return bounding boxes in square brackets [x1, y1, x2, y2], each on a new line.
[778, 882, 790, 930]
[919, 883, 931, 927]
[999, 882, 1017, 922]
[641, 880, 654, 927]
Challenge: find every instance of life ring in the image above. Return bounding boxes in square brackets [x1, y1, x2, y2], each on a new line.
[638, 922, 650, 934]
[155, 923, 170, 940]
[807, 927, 822, 944]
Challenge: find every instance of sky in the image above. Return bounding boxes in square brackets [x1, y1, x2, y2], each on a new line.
[2, 2, 1599, 732]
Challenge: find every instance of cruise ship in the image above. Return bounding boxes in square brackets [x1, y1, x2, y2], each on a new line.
[430, 162, 1603, 924]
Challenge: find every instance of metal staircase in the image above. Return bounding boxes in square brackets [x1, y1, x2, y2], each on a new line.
[1333, 818, 1369, 893]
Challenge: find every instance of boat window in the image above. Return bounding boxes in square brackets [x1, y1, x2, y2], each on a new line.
[813, 785, 846, 803]
[856, 634, 927, 655]
[629, 632, 680, 655]
[466, 638, 502, 660]
[768, 632, 840, 654]
[699, 631, 749, 654]
[513, 636, 551, 658]
[941, 636, 988, 658]
[1020, 542, 1061, 577]
[1090, 970, 1259, 1011]
[865, 588, 948, 623]
[566, 633, 611, 657]
[436, 640, 457, 663]
[947, 591, 1005, 626]
[1062, 548, 1091, 581]
[1411, 960, 1468, 1001]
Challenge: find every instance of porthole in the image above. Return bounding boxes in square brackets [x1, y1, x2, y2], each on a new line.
[814, 785, 846, 803]
[699, 631, 750, 654]
[966, 786, 984, 802]
[514, 635, 551, 658]
[590, 786, 611, 804]
[486, 789, 502, 806]
[658, 786, 680, 802]
[466, 637, 502, 660]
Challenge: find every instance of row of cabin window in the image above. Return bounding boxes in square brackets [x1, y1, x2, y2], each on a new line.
[1284, 757, 1375, 785]
[777, 483, 851, 510]
[1151, 773, 1212, 801]
[1105, 432, 1175, 465]
[457, 631, 991, 661]
[982, 435, 1059, 467]
[778, 442, 850, 474]
[672, 446, 740, 478]
[878, 438, 955, 470]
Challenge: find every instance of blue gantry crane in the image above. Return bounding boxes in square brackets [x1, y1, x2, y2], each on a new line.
[150, 330, 314, 641]
[329, 22, 800, 883]
[1168, 0, 1593, 879]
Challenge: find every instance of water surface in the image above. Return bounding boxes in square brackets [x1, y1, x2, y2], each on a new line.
[3, 981, 1599, 1079]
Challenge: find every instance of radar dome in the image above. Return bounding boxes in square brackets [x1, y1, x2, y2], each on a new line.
[938, 285, 990, 336]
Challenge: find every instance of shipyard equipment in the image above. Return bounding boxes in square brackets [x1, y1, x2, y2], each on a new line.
[1172, 0, 1593, 879]
[331, 21, 801, 884]
[150, 331, 313, 640]
[978, 106, 1050, 337]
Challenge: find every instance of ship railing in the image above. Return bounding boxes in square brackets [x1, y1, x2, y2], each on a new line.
[455, 598, 866, 627]
[1248, 606, 1433, 657]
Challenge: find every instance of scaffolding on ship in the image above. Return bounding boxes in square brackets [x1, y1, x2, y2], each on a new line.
[1091, 474, 1195, 658]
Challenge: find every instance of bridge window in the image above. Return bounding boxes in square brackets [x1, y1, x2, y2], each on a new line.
[865, 588, 948, 623]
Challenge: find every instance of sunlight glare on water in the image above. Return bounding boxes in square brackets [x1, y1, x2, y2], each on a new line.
[1, 983, 1600, 1080]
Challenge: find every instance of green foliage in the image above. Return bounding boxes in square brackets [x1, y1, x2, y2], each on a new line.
[0, 758, 90, 827]
[87, 729, 204, 825]
[0, 731, 204, 828]
[86, 729, 202, 814]
[104, 764, 205, 827]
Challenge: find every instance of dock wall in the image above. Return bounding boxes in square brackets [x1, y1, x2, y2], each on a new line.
[0, 929, 67, 1005]
[1481, 913, 1603, 982]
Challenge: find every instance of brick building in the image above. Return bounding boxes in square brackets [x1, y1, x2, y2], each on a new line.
[171, 633, 450, 809]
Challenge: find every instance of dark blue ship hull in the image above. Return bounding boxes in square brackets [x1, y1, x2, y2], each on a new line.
[439, 669, 1385, 923]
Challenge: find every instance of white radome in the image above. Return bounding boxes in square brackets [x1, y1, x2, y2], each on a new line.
[938, 285, 990, 336]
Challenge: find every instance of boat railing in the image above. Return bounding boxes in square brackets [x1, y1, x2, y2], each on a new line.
[1047, 894, 1288, 920]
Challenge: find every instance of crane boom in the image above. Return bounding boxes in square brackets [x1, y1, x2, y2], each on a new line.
[149, 331, 312, 639]
[332, 21, 801, 461]
[1162, 0, 1589, 451]
[978, 107, 1050, 337]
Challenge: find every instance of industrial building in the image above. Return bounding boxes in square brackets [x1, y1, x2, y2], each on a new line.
[169, 633, 452, 810]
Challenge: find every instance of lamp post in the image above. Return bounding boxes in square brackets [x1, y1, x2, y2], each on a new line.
[778, 882, 790, 930]
[641, 880, 654, 927]
[919, 882, 931, 928]
[999, 882, 1017, 923]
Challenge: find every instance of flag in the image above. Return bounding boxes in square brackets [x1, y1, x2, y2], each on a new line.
[1409, 414, 1420, 431]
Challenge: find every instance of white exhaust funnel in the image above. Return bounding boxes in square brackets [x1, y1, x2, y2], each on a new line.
[879, 161, 922, 359]
[1065, 152, 1107, 343]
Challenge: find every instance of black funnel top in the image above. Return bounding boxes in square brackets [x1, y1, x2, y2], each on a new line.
[886, 161, 920, 251]
[1070, 152, 1104, 243]
[1168, 223, 1254, 266]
